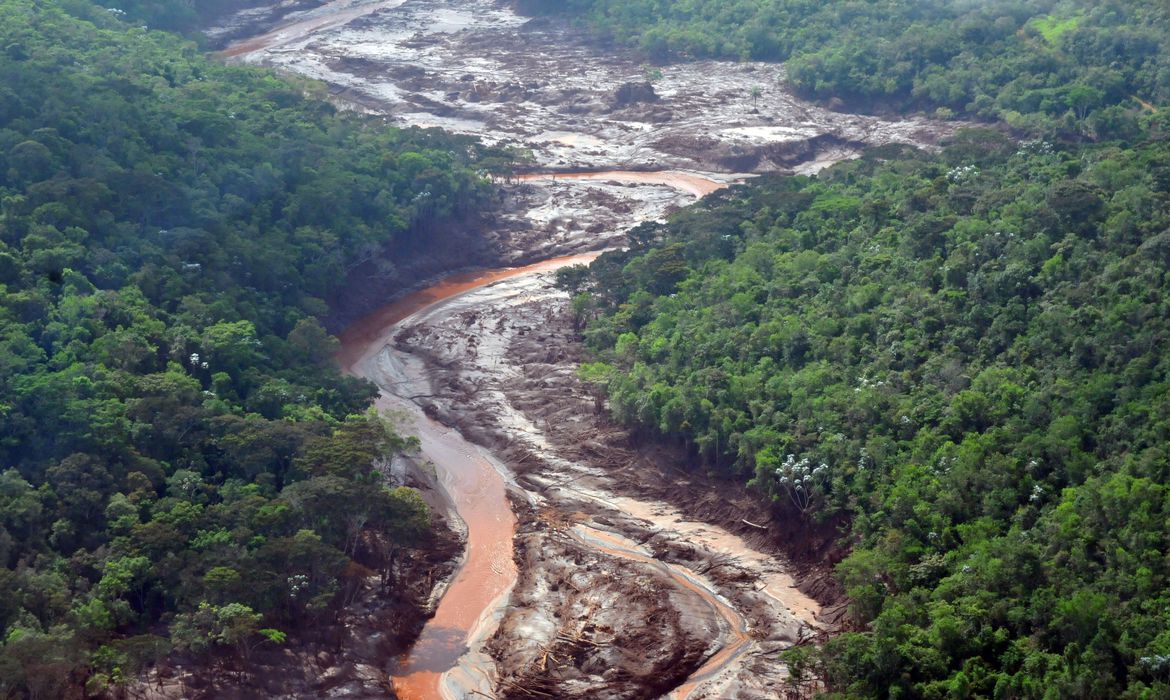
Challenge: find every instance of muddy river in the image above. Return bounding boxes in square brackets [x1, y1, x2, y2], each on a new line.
[221, 1, 954, 696]
[338, 242, 822, 699]
[335, 173, 822, 698]
[340, 254, 600, 699]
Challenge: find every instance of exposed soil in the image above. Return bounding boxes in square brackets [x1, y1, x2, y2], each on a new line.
[489, 499, 713, 700]
[207, 0, 396, 54]
[386, 268, 832, 698]
[327, 168, 729, 334]
[500, 304, 854, 630]
[221, 0, 961, 333]
[194, 1, 965, 696]
[343, 255, 611, 700]
[222, 0, 955, 176]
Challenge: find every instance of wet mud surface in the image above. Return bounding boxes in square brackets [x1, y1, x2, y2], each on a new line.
[220, 0, 951, 175]
[205, 1, 960, 696]
[221, 0, 959, 285]
[388, 269, 830, 699]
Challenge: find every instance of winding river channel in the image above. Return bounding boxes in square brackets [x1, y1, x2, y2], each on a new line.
[220, 0, 952, 695]
[336, 174, 798, 698]
[339, 254, 599, 699]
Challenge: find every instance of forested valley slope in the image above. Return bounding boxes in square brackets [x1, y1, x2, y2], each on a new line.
[2, 0, 1170, 698]
[574, 129, 1170, 697]
[548, 0, 1170, 695]
[0, 0, 515, 695]
[523, 0, 1169, 136]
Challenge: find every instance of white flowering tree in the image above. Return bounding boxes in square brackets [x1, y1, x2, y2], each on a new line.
[757, 448, 830, 516]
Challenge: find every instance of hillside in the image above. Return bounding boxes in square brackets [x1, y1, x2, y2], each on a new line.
[571, 120, 1170, 695]
[526, 2, 1170, 695]
[0, 0, 504, 694]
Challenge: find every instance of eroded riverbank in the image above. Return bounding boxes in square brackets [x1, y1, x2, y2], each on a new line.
[340, 254, 603, 699]
[332, 169, 831, 699]
[336, 175, 825, 698]
[220, 0, 958, 282]
[215, 1, 957, 696]
[387, 264, 828, 699]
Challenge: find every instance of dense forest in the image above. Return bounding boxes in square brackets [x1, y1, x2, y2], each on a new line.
[521, 0, 1169, 136]
[6, 0, 1170, 696]
[568, 120, 1170, 695]
[0, 0, 507, 695]
[532, 0, 1170, 695]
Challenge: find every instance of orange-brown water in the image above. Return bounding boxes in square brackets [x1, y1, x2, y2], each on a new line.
[337, 254, 600, 372]
[376, 396, 514, 700]
[336, 242, 770, 698]
[333, 164, 738, 698]
[337, 253, 600, 699]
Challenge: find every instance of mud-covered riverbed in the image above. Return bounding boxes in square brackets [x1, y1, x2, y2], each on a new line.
[215, 1, 956, 696]
[383, 263, 827, 699]
[336, 175, 828, 698]
[219, 0, 951, 175]
[220, 0, 957, 269]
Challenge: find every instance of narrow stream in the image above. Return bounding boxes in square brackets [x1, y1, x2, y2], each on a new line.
[513, 170, 731, 199]
[334, 171, 794, 698]
[339, 254, 600, 699]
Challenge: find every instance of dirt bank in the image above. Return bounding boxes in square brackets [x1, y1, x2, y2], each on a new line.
[389, 268, 833, 698]
[328, 168, 729, 333]
[488, 499, 715, 700]
[500, 300, 854, 630]
[205, 0, 388, 53]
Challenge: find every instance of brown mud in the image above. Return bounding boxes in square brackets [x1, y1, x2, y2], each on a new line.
[221, 0, 960, 337]
[326, 168, 728, 333]
[489, 500, 713, 700]
[221, 0, 955, 176]
[208, 0, 402, 56]
[187, 1, 963, 696]
[220, 0, 960, 334]
[344, 254, 608, 700]
[385, 267, 830, 699]
[513, 170, 729, 199]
